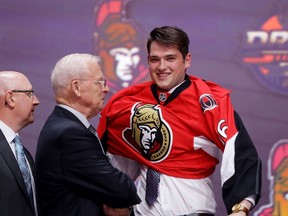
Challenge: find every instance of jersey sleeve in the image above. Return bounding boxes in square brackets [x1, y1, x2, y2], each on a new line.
[199, 78, 261, 213]
[221, 111, 262, 213]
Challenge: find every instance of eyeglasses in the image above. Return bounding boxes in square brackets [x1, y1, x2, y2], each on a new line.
[78, 79, 107, 90]
[12, 90, 35, 98]
[91, 80, 107, 89]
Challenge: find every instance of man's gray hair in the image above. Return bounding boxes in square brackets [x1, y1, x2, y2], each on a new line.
[51, 53, 101, 96]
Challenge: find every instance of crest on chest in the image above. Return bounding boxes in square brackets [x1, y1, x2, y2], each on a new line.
[123, 102, 173, 162]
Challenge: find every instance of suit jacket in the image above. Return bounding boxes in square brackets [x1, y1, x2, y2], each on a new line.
[0, 130, 37, 216]
[35, 106, 141, 216]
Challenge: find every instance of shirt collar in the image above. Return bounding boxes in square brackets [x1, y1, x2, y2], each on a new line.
[0, 120, 18, 144]
[168, 80, 185, 93]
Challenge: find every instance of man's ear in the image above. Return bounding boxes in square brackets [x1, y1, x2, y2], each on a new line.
[71, 79, 81, 97]
[5, 91, 15, 106]
[185, 53, 191, 68]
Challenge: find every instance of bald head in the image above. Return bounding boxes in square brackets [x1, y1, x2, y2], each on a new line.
[0, 71, 30, 94]
[0, 71, 40, 132]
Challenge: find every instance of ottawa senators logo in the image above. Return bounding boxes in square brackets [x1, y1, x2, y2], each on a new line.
[254, 139, 288, 216]
[122, 103, 173, 162]
[94, 0, 149, 93]
[199, 94, 217, 112]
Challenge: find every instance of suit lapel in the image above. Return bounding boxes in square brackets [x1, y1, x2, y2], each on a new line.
[53, 106, 107, 152]
[0, 131, 32, 200]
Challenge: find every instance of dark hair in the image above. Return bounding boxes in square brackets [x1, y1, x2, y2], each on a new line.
[147, 26, 190, 59]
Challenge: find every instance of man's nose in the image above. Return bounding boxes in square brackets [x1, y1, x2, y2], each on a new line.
[158, 59, 167, 70]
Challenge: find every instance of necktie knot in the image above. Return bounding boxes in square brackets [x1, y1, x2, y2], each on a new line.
[13, 135, 21, 145]
[88, 125, 97, 135]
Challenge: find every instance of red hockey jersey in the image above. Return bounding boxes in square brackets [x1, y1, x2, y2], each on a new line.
[98, 75, 236, 179]
[98, 75, 262, 212]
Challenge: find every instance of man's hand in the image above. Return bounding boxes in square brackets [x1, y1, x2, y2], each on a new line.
[103, 204, 131, 216]
[229, 199, 252, 216]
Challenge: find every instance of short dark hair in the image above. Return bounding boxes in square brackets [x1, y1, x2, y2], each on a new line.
[147, 26, 190, 60]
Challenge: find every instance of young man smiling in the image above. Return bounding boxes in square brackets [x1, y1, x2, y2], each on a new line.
[98, 26, 262, 216]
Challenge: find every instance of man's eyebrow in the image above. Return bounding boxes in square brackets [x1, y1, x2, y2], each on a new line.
[149, 54, 177, 58]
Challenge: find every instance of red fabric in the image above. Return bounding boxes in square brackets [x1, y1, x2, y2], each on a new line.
[98, 75, 237, 178]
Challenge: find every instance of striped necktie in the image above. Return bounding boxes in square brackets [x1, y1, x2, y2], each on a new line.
[14, 136, 34, 206]
[145, 168, 160, 206]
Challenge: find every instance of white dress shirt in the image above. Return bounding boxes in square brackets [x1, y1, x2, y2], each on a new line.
[108, 153, 216, 215]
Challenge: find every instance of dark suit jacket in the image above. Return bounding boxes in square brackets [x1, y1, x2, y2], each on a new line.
[35, 106, 141, 216]
[0, 130, 37, 216]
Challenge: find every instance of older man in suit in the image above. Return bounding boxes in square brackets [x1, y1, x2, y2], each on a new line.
[0, 71, 40, 216]
[35, 53, 141, 216]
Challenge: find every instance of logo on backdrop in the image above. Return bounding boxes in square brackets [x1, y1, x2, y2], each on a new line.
[254, 139, 288, 216]
[94, 0, 149, 93]
[240, 1, 288, 95]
